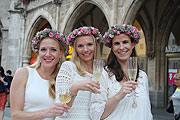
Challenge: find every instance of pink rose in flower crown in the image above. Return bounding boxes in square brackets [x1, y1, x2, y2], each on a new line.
[88, 31, 91, 35]
[117, 31, 120, 35]
[131, 28, 135, 33]
[81, 27, 84, 32]
[73, 30, 78, 35]
[126, 31, 131, 35]
[43, 28, 48, 32]
[125, 25, 128, 29]
[71, 35, 75, 38]
[134, 28, 138, 33]
[55, 34, 60, 38]
[92, 29, 97, 34]
[49, 33, 53, 37]
[33, 39, 38, 44]
[68, 35, 71, 40]
[134, 34, 139, 39]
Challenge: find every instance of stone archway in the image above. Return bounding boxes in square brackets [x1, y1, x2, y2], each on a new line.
[62, 0, 109, 59]
[62, 0, 109, 36]
[123, 0, 180, 107]
[22, 17, 51, 66]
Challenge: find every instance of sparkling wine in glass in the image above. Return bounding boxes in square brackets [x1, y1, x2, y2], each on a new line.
[93, 59, 104, 82]
[59, 87, 71, 104]
[127, 56, 138, 108]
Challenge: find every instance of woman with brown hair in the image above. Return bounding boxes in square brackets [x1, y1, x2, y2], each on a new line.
[90, 24, 153, 120]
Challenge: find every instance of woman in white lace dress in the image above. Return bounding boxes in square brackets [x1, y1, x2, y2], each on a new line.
[90, 24, 153, 120]
[10, 28, 70, 120]
[55, 26, 102, 120]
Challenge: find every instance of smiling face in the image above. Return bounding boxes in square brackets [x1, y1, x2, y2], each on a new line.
[75, 35, 95, 64]
[173, 73, 180, 87]
[112, 34, 135, 63]
[38, 37, 63, 69]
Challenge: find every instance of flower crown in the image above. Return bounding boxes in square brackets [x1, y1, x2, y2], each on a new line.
[32, 28, 67, 53]
[102, 24, 141, 48]
[67, 26, 102, 46]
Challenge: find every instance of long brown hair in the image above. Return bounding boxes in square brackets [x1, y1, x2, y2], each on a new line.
[104, 37, 139, 82]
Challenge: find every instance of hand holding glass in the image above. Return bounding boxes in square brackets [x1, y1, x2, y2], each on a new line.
[93, 59, 104, 82]
[127, 57, 138, 108]
[59, 87, 71, 104]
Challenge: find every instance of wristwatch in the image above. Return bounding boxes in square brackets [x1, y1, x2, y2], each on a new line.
[70, 92, 76, 99]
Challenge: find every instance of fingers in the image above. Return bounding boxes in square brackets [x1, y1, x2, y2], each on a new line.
[86, 84, 101, 94]
[121, 81, 138, 94]
[74, 80, 100, 93]
[52, 103, 70, 116]
[89, 80, 100, 89]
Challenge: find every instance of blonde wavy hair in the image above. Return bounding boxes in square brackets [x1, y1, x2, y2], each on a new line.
[30, 41, 66, 99]
[173, 73, 180, 80]
[70, 35, 101, 76]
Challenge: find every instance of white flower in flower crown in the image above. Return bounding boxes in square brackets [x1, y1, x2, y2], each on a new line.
[109, 34, 114, 38]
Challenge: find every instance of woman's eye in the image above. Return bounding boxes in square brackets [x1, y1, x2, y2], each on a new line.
[51, 49, 57, 51]
[123, 40, 129, 44]
[87, 43, 93, 46]
[40, 48, 46, 51]
[113, 42, 120, 45]
[77, 44, 83, 48]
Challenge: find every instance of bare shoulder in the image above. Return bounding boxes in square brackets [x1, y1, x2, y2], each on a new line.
[14, 67, 28, 77]
[13, 67, 29, 86]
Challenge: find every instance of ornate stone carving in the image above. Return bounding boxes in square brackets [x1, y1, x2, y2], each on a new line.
[53, 0, 63, 5]
[14, 0, 25, 10]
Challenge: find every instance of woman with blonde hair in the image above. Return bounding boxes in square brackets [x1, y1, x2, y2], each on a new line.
[172, 73, 180, 120]
[55, 26, 102, 120]
[10, 28, 70, 120]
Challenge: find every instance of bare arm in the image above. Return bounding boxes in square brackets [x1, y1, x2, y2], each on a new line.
[100, 81, 137, 119]
[10, 67, 70, 120]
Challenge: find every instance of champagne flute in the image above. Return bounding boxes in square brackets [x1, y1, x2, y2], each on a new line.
[93, 59, 104, 82]
[127, 56, 137, 108]
[59, 87, 71, 104]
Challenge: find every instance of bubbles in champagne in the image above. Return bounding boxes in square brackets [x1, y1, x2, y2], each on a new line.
[128, 69, 137, 81]
[59, 94, 71, 104]
[93, 72, 102, 82]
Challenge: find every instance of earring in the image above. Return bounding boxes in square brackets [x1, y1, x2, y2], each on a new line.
[58, 59, 61, 64]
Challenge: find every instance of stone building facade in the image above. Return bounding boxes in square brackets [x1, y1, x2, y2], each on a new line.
[1, 0, 180, 108]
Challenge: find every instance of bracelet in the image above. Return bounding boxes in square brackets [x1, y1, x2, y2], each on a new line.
[70, 92, 76, 99]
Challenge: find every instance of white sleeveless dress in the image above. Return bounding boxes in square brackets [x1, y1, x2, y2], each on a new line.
[23, 67, 55, 120]
[55, 61, 93, 120]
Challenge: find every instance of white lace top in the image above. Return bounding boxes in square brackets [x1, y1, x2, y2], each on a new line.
[90, 68, 153, 120]
[55, 61, 93, 120]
